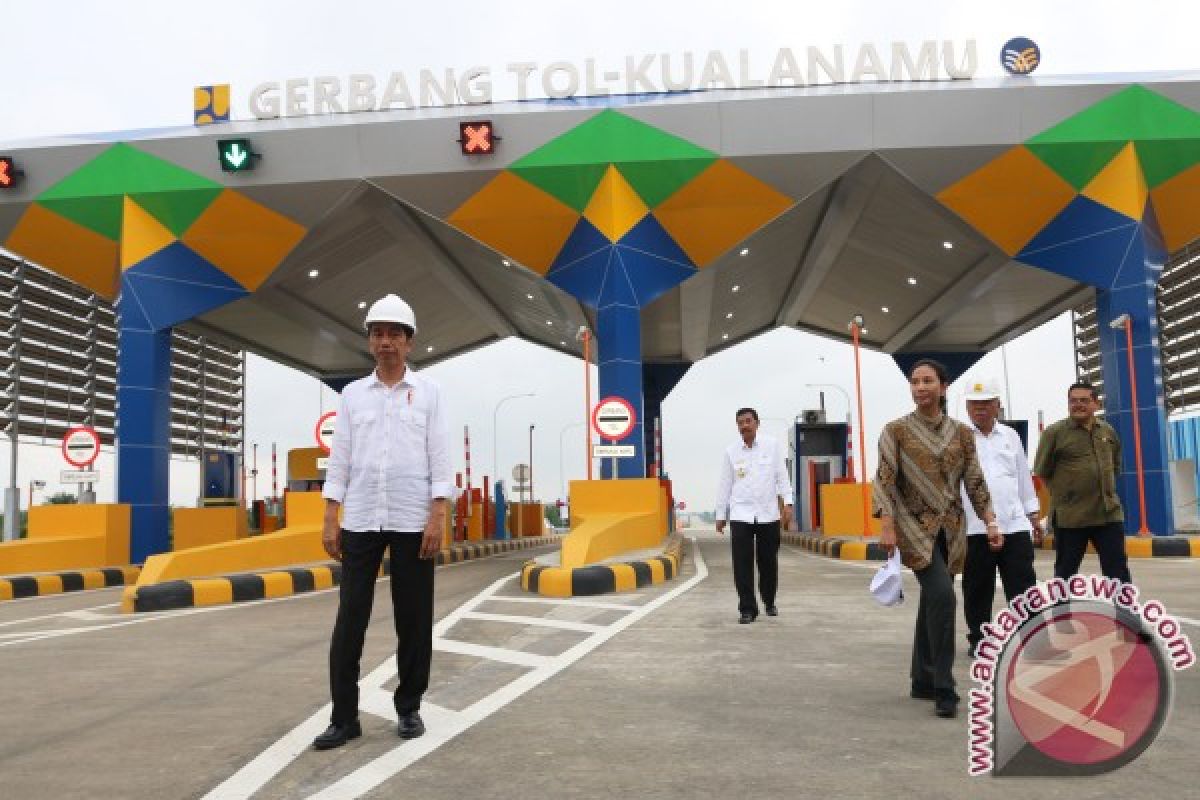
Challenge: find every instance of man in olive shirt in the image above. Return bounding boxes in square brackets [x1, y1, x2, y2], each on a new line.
[1033, 382, 1132, 584]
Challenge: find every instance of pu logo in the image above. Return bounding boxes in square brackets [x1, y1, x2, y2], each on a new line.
[1001, 37, 1041, 75]
[195, 85, 231, 126]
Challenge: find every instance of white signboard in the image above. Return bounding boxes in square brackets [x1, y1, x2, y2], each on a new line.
[592, 444, 636, 458]
[316, 457, 329, 470]
[61, 470, 101, 484]
[512, 464, 530, 483]
[592, 397, 636, 440]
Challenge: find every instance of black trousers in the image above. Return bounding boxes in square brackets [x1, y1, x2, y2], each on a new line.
[730, 520, 780, 615]
[963, 532, 1037, 650]
[1053, 521, 1132, 584]
[329, 530, 434, 725]
[911, 531, 956, 696]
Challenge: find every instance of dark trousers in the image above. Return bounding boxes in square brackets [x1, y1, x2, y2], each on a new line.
[329, 530, 434, 725]
[911, 531, 956, 696]
[730, 520, 780, 615]
[1053, 521, 1132, 584]
[963, 532, 1037, 650]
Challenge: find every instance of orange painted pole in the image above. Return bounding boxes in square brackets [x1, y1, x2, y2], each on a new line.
[851, 321, 871, 536]
[583, 329, 593, 481]
[1123, 317, 1151, 536]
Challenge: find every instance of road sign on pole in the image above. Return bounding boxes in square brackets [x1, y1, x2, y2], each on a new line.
[61, 427, 100, 468]
[591, 397, 636, 441]
[315, 412, 337, 455]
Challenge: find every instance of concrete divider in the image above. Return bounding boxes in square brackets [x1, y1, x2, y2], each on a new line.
[783, 531, 887, 561]
[521, 534, 683, 597]
[0, 504, 131, 575]
[125, 535, 560, 612]
[560, 479, 668, 568]
[1039, 533, 1199, 558]
[0, 566, 140, 602]
[173, 506, 248, 550]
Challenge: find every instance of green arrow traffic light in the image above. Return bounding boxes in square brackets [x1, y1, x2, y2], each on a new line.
[217, 138, 258, 172]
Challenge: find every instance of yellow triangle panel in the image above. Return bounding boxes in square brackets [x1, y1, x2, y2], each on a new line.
[448, 172, 580, 274]
[1081, 142, 1148, 221]
[582, 165, 649, 243]
[182, 190, 307, 291]
[5, 204, 120, 299]
[937, 146, 1077, 256]
[1150, 164, 1200, 252]
[120, 196, 177, 270]
[654, 160, 792, 267]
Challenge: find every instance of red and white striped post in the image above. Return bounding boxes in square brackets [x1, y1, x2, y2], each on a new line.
[651, 416, 663, 478]
[270, 442, 278, 503]
[464, 425, 473, 527]
[845, 422, 855, 480]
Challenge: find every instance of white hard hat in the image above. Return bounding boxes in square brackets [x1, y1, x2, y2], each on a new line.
[363, 294, 417, 335]
[870, 551, 905, 607]
[964, 378, 1002, 401]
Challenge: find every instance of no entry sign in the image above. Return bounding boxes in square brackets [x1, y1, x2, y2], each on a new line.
[315, 411, 337, 454]
[592, 396, 636, 441]
[62, 426, 100, 468]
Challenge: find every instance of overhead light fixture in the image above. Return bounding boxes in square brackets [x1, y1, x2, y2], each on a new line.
[907, 277, 917, 286]
[426, 345, 434, 352]
[308, 269, 320, 279]
[881, 306, 890, 313]
[559, 340, 566, 346]
[942, 241, 954, 249]
[739, 248, 750, 256]
[357, 301, 366, 309]
[862, 328, 869, 335]
[526, 293, 534, 300]
[725, 312, 734, 319]
[502, 259, 511, 266]
[731, 285, 740, 293]
[546, 320, 553, 325]
[722, 333, 729, 340]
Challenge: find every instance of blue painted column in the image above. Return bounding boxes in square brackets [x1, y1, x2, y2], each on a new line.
[642, 363, 692, 477]
[116, 296, 172, 562]
[597, 301, 645, 479]
[1095, 225, 1174, 535]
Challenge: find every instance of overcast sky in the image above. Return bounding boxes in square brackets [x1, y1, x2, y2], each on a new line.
[1, 0, 1196, 512]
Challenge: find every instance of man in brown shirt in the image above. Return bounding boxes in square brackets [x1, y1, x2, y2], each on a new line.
[1033, 382, 1132, 584]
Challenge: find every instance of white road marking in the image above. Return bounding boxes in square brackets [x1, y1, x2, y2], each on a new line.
[203, 538, 708, 800]
[0, 602, 120, 628]
[462, 610, 607, 633]
[432, 637, 551, 668]
[480, 595, 640, 611]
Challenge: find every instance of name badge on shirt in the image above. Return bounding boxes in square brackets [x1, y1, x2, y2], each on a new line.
[735, 459, 747, 479]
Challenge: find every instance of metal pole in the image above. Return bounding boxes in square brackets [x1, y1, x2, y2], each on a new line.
[851, 321, 870, 536]
[492, 392, 535, 494]
[1123, 317, 1151, 536]
[583, 329, 593, 481]
[528, 424, 535, 504]
[3, 259, 25, 541]
[1000, 343, 1014, 419]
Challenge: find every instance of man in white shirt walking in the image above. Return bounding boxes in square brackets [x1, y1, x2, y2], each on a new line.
[715, 408, 794, 624]
[960, 380, 1041, 657]
[313, 294, 453, 750]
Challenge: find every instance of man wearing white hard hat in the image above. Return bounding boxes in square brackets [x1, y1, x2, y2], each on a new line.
[960, 378, 1041, 658]
[313, 294, 452, 750]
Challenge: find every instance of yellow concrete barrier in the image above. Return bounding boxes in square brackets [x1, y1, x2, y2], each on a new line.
[819, 483, 881, 536]
[173, 507, 249, 550]
[0, 504, 130, 575]
[560, 479, 667, 568]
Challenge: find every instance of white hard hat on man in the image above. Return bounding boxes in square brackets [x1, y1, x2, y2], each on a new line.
[364, 294, 417, 334]
[964, 378, 1002, 401]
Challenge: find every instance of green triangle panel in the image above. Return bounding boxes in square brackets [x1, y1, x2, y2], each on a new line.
[615, 157, 718, 208]
[1134, 139, 1200, 188]
[38, 143, 222, 203]
[37, 196, 123, 240]
[511, 109, 717, 170]
[1028, 85, 1200, 146]
[1025, 140, 1130, 190]
[508, 163, 610, 212]
[129, 188, 224, 237]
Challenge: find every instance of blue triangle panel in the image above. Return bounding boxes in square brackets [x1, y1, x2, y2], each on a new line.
[547, 246, 613, 308]
[1016, 195, 1140, 287]
[598, 251, 641, 308]
[549, 217, 611, 273]
[127, 241, 246, 291]
[123, 272, 246, 331]
[618, 214, 696, 270]
[615, 246, 696, 306]
[115, 283, 154, 332]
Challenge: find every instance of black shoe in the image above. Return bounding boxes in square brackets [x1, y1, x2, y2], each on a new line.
[313, 720, 362, 750]
[738, 612, 756, 624]
[397, 711, 426, 739]
[765, 606, 778, 617]
[910, 683, 937, 701]
[935, 691, 959, 718]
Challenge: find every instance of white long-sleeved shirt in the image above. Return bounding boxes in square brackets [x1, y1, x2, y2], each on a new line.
[715, 434, 793, 523]
[961, 420, 1040, 535]
[322, 366, 453, 532]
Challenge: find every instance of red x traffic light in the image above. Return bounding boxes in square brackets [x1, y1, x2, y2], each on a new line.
[0, 157, 22, 189]
[459, 121, 495, 155]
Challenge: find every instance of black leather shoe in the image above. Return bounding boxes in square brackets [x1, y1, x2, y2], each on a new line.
[313, 720, 362, 750]
[935, 691, 959, 718]
[397, 711, 426, 739]
[738, 612, 756, 624]
[910, 683, 936, 701]
[765, 606, 778, 617]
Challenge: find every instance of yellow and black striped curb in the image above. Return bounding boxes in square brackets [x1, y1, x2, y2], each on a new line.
[1038, 533, 1200, 558]
[782, 532, 887, 561]
[0, 566, 140, 603]
[126, 536, 561, 613]
[520, 535, 684, 597]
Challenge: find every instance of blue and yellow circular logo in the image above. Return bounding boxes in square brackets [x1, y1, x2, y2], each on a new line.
[1001, 37, 1041, 75]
